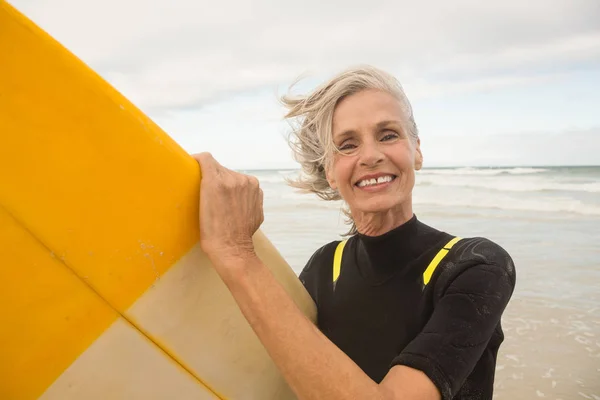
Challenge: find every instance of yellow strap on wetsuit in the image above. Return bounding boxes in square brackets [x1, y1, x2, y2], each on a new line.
[332, 236, 461, 286]
[332, 239, 347, 284]
[422, 237, 462, 286]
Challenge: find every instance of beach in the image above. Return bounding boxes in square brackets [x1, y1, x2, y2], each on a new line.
[253, 166, 600, 400]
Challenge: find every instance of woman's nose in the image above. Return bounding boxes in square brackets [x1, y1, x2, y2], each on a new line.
[358, 141, 384, 167]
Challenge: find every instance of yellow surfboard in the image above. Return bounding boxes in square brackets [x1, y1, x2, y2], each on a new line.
[0, 1, 316, 399]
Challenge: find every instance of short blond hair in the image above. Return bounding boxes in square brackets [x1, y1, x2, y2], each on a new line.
[281, 65, 418, 234]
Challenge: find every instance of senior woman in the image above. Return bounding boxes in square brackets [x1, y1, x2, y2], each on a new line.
[193, 65, 516, 400]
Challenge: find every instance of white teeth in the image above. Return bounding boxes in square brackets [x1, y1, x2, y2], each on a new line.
[358, 175, 393, 187]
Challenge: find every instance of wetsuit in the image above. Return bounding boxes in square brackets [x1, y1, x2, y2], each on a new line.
[299, 214, 516, 400]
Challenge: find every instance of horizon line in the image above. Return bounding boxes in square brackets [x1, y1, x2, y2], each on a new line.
[236, 164, 600, 171]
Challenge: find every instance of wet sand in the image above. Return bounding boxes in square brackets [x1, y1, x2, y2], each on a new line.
[496, 298, 599, 399]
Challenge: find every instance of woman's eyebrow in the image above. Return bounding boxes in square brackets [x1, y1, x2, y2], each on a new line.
[375, 119, 402, 129]
[333, 129, 356, 141]
[334, 120, 403, 140]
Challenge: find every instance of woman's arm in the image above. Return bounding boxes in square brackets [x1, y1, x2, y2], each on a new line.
[213, 251, 440, 400]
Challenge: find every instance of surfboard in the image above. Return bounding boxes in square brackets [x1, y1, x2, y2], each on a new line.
[0, 1, 317, 399]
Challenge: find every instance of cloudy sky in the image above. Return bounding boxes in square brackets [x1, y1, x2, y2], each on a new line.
[11, 0, 600, 169]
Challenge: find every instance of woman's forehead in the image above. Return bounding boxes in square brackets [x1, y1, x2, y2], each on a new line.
[332, 92, 405, 136]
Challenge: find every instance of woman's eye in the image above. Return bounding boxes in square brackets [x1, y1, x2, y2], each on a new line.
[339, 143, 356, 151]
[381, 131, 399, 141]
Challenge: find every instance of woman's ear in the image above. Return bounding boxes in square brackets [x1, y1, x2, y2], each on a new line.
[324, 161, 337, 190]
[414, 138, 423, 170]
[326, 168, 337, 190]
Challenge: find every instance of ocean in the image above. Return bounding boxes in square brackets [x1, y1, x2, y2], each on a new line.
[248, 166, 600, 400]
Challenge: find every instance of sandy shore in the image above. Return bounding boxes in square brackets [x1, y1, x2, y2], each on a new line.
[494, 298, 599, 399]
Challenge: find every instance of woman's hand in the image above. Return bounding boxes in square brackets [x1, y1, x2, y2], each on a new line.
[192, 152, 264, 268]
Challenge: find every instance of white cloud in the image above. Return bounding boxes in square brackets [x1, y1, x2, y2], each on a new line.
[7, 0, 600, 168]
[425, 31, 600, 77]
[420, 128, 600, 168]
[404, 72, 567, 100]
[10, 0, 600, 113]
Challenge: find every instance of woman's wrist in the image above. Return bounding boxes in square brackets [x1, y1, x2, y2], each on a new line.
[205, 242, 260, 275]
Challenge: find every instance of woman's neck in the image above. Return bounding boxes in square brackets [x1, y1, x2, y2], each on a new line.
[353, 203, 414, 237]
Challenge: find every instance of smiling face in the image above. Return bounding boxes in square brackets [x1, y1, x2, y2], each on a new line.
[326, 89, 423, 235]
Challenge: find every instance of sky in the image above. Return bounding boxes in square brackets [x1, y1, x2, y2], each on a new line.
[10, 0, 600, 169]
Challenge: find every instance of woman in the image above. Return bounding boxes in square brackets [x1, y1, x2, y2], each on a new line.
[193, 65, 516, 400]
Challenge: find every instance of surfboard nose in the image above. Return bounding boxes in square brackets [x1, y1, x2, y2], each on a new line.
[0, 2, 316, 398]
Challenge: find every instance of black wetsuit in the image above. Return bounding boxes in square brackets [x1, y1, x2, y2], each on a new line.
[299, 215, 516, 400]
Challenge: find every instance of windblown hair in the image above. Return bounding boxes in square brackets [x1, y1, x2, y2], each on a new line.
[280, 65, 419, 235]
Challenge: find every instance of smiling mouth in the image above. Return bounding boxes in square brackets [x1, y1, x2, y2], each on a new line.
[356, 175, 397, 188]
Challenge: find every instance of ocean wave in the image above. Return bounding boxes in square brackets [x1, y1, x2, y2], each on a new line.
[418, 167, 548, 176]
[255, 170, 300, 184]
[416, 177, 600, 193]
[257, 176, 288, 183]
[266, 189, 600, 216]
[412, 194, 600, 216]
[277, 170, 297, 175]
